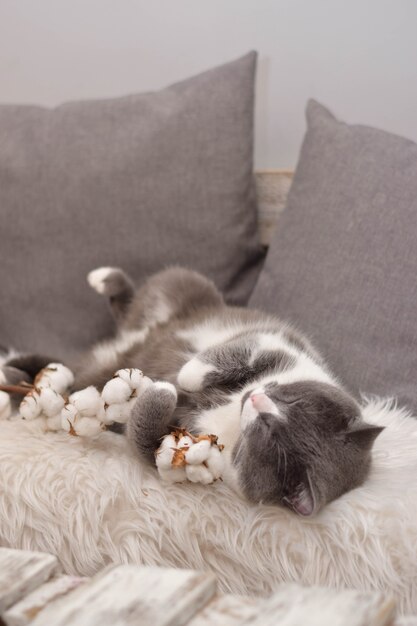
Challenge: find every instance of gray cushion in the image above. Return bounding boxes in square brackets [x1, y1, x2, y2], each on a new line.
[250, 100, 417, 412]
[0, 52, 263, 358]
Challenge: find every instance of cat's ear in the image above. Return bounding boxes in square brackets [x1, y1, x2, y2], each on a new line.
[345, 423, 384, 449]
[283, 474, 317, 516]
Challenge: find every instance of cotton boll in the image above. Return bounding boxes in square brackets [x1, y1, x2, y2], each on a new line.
[115, 368, 143, 390]
[134, 376, 154, 397]
[158, 466, 187, 483]
[184, 439, 211, 465]
[101, 404, 118, 426]
[177, 435, 194, 450]
[115, 397, 137, 424]
[95, 400, 106, 423]
[69, 386, 102, 417]
[45, 363, 74, 388]
[74, 417, 103, 437]
[34, 370, 51, 387]
[101, 378, 132, 405]
[0, 391, 11, 420]
[206, 445, 224, 480]
[20, 392, 42, 420]
[46, 414, 64, 431]
[36, 364, 73, 394]
[35, 370, 64, 392]
[61, 404, 79, 432]
[185, 464, 214, 485]
[38, 388, 66, 417]
[102, 402, 132, 425]
[155, 434, 177, 470]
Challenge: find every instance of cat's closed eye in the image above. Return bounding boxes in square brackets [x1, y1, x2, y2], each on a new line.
[264, 382, 301, 405]
[277, 396, 301, 406]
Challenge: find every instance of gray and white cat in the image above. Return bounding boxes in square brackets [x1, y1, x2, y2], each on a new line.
[5, 266, 383, 516]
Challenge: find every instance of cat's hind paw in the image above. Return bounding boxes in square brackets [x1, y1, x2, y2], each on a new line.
[87, 267, 133, 298]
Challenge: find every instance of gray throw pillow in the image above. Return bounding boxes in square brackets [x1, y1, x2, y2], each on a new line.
[250, 100, 417, 413]
[0, 52, 263, 358]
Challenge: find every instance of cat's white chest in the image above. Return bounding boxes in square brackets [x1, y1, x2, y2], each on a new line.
[195, 395, 242, 448]
[195, 395, 242, 491]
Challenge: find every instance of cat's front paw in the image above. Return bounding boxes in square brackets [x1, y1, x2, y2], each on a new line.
[177, 358, 217, 392]
[152, 381, 178, 399]
[127, 379, 179, 463]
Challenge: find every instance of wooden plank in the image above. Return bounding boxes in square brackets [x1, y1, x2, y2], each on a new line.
[0, 548, 58, 613]
[30, 565, 217, 626]
[239, 584, 396, 626]
[3, 576, 86, 626]
[188, 594, 259, 626]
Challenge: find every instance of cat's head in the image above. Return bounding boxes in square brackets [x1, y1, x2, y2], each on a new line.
[232, 380, 383, 516]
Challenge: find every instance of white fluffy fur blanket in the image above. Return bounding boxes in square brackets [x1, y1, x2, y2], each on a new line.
[0, 398, 416, 614]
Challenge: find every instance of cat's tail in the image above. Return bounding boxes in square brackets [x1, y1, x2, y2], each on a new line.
[87, 266, 135, 322]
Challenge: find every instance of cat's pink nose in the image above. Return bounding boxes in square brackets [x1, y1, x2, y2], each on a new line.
[250, 389, 270, 412]
[249, 388, 281, 418]
[250, 391, 264, 402]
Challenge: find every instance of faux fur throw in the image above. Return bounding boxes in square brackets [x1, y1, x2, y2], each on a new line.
[0, 398, 416, 614]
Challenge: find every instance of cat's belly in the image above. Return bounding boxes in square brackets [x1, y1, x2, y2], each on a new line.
[176, 319, 249, 353]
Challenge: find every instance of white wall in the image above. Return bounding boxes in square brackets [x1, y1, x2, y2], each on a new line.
[1, 0, 416, 168]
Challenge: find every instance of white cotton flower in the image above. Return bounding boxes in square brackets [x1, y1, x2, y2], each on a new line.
[61, 404, 79, 432]
[0, 391, 12, 420]
[20, 392, 42, 420]
[115, 368, 143, 390]
[206, 445, 224, 480]
[45, 414, 64, 431]
[177, 435, 193, 450]
[158, 466, 187, 483]
[74, 417, 103, 437]
[155, 434, 177, 471]
[46, 363, 74, 387]
[133, 375, 154, 397]
[69, 386, 102, 417]
[60, 401, 104, 437]
[101, 377, 132, 405]
[36, 363, 74, 394]
[96, 401, 106, 422]
[38, 387, 66, 418]
[184, 439, 211, 465]
[185, 463, 214, 485]
[102, 401, 132, 425]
